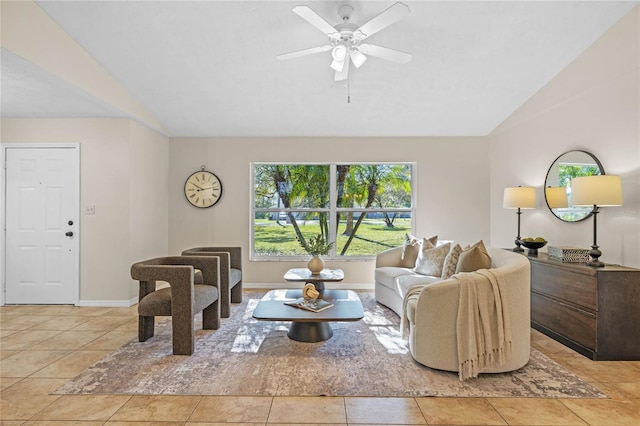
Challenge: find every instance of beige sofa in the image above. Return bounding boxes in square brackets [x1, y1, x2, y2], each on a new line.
[375, 245, 531, 374]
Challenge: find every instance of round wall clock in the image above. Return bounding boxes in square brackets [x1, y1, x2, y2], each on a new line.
[184, 168, 223, 208]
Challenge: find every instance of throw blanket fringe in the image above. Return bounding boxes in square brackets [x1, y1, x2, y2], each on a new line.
[400, 284, 426, 340]
[455, 269, 512, 381]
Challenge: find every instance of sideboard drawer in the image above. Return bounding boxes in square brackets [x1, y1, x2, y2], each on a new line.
[531, 292, 596, 351]
[531, 263, 596, 311]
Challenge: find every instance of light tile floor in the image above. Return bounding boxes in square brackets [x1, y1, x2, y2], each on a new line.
[1, 295, 640, 425]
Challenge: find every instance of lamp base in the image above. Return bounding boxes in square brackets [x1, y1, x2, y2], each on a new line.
[587, 245, 604, 267]
[512, 238, 524, 253]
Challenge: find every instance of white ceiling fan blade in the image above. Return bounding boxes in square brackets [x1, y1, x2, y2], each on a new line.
[359, 44, 412, 64]
[354, 2, 410, 41]
[277, 45, 332, 61]
[334, 55, 350, 81]
[292, 5, 340, 40]
[350, 49, 367, 68]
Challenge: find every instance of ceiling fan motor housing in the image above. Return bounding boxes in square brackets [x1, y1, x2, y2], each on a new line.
[333, 23, 361, 49]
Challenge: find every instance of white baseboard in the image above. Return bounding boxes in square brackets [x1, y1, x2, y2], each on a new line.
[78, 297, 137, 307]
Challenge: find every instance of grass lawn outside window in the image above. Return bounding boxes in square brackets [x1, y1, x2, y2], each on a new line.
[251, 163, 415, 260]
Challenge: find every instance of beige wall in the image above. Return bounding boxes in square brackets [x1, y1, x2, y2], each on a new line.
[1, 118, 170, 303]
[128, 122, 171, 299]
[169, 137, 490, 285]
[489, 6, 640, 268]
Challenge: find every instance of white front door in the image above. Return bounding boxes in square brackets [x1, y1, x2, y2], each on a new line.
[5, 146, 79, 304]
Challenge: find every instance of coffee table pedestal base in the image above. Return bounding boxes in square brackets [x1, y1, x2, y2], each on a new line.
[288, 321, 333, 343]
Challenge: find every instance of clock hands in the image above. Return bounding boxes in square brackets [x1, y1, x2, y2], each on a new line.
[190, 184, 219, 192]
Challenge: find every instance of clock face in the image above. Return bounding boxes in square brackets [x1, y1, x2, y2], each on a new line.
[184, 171, 222, 208]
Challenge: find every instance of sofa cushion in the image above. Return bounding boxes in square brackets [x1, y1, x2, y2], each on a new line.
[375, 267, 416, 290]
[441, 243, 463, 279]
[414, 242, 451, 277]
[402, 234, 437, 268]
[456, 240, 492, 273]
[396, 274, 442, 299]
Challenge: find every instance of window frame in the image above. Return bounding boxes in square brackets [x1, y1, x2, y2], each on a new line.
[250, 162, 416, 261]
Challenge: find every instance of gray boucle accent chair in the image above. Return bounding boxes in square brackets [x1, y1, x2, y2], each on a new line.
[181, 246, 242, 318]
[131, 256, 221, 355]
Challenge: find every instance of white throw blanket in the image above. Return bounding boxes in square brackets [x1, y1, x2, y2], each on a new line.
[400, 284, 426, 340]
[455, 269, 512, 381]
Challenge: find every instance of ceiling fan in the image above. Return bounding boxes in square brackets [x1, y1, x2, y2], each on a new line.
[277, 2, 413, 81]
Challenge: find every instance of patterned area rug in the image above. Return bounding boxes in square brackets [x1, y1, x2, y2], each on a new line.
[56, 291, 606, 398]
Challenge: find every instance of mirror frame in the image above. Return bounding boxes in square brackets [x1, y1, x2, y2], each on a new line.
[544, 150, 604, 222]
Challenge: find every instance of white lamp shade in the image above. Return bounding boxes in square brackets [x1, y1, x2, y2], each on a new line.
[503, 186, 536, 209]
[545, 187, 569, 208]
[570, 175, 623, 207]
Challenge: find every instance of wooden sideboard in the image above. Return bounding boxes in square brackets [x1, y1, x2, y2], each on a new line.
[527, 253, 640, 360]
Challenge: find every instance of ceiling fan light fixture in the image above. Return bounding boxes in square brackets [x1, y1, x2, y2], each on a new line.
[350, 49, 367, 68]
[331, 44, 347, 61]
[330, 58, 345, 72]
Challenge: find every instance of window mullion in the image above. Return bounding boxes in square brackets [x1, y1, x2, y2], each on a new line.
[329, 165, 337, 257]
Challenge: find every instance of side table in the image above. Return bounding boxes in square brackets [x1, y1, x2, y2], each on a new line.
[284, 268, 344, 292]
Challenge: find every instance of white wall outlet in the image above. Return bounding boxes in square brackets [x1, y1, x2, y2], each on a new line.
[85, 205, 96, 215]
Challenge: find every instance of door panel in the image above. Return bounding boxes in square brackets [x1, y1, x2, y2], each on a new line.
[5, 147, 79, 304]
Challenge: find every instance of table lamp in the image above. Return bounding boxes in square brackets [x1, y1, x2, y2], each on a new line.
[545, 186, 569, 209]
[570, 175, 622, 267]
[503, 186, 536, 252]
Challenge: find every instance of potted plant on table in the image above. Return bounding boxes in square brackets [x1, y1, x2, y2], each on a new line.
[299, 234, 334, 274]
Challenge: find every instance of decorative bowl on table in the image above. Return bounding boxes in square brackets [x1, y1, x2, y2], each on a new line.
[519, 238, 547, 256]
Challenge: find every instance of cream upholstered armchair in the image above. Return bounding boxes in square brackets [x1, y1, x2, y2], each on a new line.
[131, 256, 220, 355]
[181, 246, 242, 318]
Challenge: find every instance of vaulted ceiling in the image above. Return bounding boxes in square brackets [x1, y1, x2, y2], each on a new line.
[1, 1, 637, 137]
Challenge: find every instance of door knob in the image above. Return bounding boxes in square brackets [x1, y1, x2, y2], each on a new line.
[65, 231, 74, 237]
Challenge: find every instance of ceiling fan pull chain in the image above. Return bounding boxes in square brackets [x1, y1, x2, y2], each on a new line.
[347, 75, 351, 104]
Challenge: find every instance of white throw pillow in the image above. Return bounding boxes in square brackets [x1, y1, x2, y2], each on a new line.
[402, 234, 437, 268]
[414, 242, 451, 277]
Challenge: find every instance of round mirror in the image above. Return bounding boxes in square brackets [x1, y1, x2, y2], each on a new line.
[544, 150, 604, 222]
